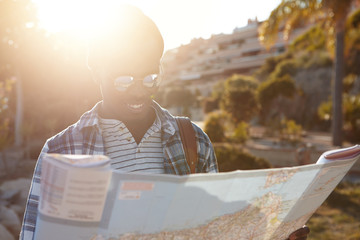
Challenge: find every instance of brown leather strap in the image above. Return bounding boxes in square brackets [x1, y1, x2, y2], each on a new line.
[175, 117, 197, 174]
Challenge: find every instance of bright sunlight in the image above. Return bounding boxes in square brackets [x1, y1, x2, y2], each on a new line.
[32, 0, 123, 40]
[32, 0, 282, 50]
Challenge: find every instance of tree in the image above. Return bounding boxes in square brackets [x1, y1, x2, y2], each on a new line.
[211, 80, 225, 102]
[318, 93, 360, 142]
[203, 111, 226, 142]
[257, 74, 297, 123]
[254, 53, 293, 82]
[221, 74, 259, 124]
[0, 77, 14, 149]
[259, 0, 357, 146]
[0, 76, 15, 174]
[345, 8, 360, 76]
[0, 0, 38, 146]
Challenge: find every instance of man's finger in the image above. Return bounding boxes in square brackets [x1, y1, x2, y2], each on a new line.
[288, 226, 310, 240]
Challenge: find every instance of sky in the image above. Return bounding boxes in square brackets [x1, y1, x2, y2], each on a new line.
[32, 0, 282, 51]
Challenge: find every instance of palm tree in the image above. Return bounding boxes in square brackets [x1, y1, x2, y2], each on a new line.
[258, 0, 356, 146]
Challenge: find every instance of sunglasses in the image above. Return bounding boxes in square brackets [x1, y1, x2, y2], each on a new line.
[113, 74, 160, 92]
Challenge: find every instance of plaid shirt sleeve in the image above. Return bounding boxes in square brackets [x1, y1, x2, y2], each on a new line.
[192, 122, 218, 173]
[19, 142, 49, 240]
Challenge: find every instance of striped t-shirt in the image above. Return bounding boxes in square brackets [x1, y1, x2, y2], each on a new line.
[99, 113, 165, 174]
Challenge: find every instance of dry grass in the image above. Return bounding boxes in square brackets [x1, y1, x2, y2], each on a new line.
[307, 182, 360, 240]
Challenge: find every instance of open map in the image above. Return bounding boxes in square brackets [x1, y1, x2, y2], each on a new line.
[34, 145, 360, 240]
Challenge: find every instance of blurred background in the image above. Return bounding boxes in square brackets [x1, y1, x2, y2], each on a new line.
[0, 0, 359, 239]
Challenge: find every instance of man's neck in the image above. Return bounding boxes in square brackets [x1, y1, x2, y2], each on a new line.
[123, 109, 156, 144]
[99, 104, 156, 144]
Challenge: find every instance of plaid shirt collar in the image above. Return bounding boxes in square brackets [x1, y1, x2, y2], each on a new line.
[76, 101, 177, 143]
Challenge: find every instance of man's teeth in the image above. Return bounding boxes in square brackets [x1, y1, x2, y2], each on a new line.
[128, 103, 144, 109]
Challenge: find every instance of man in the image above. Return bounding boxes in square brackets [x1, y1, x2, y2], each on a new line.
[20, 5, 308, 240]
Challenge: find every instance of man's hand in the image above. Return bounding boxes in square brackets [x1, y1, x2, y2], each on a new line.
[287, 226, 310, 240]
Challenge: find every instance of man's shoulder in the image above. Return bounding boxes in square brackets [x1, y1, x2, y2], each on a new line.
[152, 101, 212, 145]
[190, 121, 212, 145]
[45, 122, 82, 150]
[45, 103, 100, 152]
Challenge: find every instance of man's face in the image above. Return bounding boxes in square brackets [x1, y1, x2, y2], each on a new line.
[97, 47, 161, 122]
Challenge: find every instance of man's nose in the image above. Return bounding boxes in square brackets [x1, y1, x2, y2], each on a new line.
[128, 80, 147, 97]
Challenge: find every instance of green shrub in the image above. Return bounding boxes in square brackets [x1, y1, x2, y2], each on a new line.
[318, 99, 332, 121]
[214, 144, 271, 172]
[232, 121, 249, 144]
[270, 59, 298, 79]
[280, 119, 303, 144]
[204, 112, 226, 142]
[318, 93, 360, 143]
[258, 74, 296, 111]
[254, 53, 293, 81]
[221, 74, 259, 124]
[224, 74, 258, 90]
[221, 87, 259, 124]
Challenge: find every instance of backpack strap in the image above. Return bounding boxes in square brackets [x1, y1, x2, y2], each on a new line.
[175, 117, 198, 174]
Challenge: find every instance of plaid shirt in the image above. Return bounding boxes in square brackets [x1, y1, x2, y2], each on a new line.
[20, 101, 218, 240]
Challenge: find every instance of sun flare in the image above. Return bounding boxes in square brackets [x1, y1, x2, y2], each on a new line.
[32, 0, 137, 40]
[32, 0, 284, 51]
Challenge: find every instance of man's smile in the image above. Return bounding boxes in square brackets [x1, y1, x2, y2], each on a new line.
[126, 102, 145, 113]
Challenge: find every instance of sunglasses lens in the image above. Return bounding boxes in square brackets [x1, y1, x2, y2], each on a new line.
[114, 76, 133, 91]
[113, 74, 159, 91]
[143, 74, 158, 88]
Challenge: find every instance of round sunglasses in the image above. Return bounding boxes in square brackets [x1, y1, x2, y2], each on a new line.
[113, 74, 160, 92]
